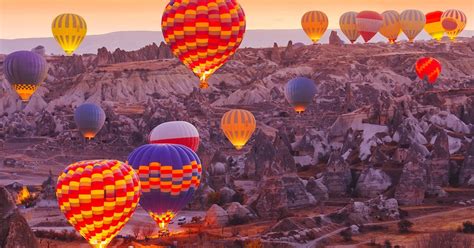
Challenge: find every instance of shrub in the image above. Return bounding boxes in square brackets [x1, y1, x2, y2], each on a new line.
[207, 192, 223, 206]
[340, 228, 352, 242]
[398, 219, 413, 233]
[460, 221, 474, 233]
[384, 240, 392, 248]
[232, 191, 245, 204]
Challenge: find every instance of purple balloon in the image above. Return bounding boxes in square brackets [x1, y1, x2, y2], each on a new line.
[3, 51, 47, 86]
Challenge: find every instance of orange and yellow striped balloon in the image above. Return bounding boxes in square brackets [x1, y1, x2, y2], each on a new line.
[221, 109, 256, 150]
[400, 9, 426, 42]
[52, 13, 87, 56]
[441, 9, 467, 41]
[339, 12, 360, 43]
[56, 160, 140, 248]
[161, 0, 246, 89]
[425, 11, 445, 41]
[380, 10, 401, 44]
[302, 11, 329, 44]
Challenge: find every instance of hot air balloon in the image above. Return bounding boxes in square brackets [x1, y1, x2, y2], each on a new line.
[161, 0, 246, 89]
[74, 103, 106, 139]
[52, 13, 87, 55]
[441, 9, 467, 41]
[425, 11, 445, 41]
[400, 10, 426, 42]
[127, 144, 202, 230]
[221, 109, 256, 150]
[380, 11, 401, 44]
[56, 160, 140, 248]
[3, 51, 48, 102]
[356, 11, 383, 43]
[301, 11, 329, 44]
[284, 77, 317, 113]
[339, 12, 360, 43]
[149, 121, 200, 152]
[415, 57, 442, 84]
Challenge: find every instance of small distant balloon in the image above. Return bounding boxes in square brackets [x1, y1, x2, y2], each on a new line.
[400, 10, 426, 42]
[415, 57, 442, 84]
[74, 103, 106, 139]
[339, 12, 360, 44]
[3, 51, 48, 102]
[441, 9, 467, 41]
[301, 11, 329, 44]
[149, 121, 200, 152]
[356, 11, 383, 43]
[221, 109, 256, 150]
[425, 11, 445, 41]
[380, 11, 401, 44]
[284, 77, 317, 113]
[52, 13, 87, 55]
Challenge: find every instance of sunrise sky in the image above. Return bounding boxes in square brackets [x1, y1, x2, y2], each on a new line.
[0, 0, 472, 39]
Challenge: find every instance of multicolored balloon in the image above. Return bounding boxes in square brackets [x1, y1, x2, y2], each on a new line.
[301, 11, 329, 44]
[221, 109, 256, 150]
[415, 57, 442, 84]
[356, 11, 383, 43]
[380, 10, 401, 44]
[74, 103, 106, 139]
[56, 160, 140, 248]
[149, 121, 200, 152]
[441, 9, 467, 41]
[52, 13, 87, 56]
[400, 10, 426, 42]
[161, 0, 246, 89]
[3, 51, 48, 102]
[339, 11, 360, 44]
[127, 144, 202, 230]
[284, 77, 317, 113]
[425, 11, 445, 41]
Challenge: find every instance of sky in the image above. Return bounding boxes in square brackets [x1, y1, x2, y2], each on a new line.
[0, 0, 472, 39]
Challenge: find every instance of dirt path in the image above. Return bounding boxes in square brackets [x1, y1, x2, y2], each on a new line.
[301, 206, 474, 248]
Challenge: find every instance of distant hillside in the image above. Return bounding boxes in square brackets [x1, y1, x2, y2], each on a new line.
[0, 29, 472, 55]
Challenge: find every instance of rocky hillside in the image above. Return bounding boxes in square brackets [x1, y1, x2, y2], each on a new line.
[0, 38, 473, 232]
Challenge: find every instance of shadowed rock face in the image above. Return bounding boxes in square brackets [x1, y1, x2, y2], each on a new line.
[323, 152, 352, 197]
[0, 187, 39, 248]
[395, 153, 428, 205]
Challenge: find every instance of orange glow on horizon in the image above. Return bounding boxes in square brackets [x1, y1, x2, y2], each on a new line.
[0, 0, 472, 39]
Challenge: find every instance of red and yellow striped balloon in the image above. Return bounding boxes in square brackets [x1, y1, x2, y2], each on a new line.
[415, 57, 442, 84]
[161, 0, 246, 89]
[441, 9, 467, 41]
[56, 160, 140, 248]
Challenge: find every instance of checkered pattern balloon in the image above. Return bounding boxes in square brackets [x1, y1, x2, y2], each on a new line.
[56, 160, 140, 248]
[415, 57, 442, 84]
[161, 0, 246, 89]
[127, 144, 202, 230]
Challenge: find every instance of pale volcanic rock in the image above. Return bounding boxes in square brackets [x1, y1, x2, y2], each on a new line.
[0, 187, 39, 248]
[395, 157, 428, 205]
[323, 152, 352, 197]
[219, 187, 236, 204]
[204, 204, 229, 227]
[355, 168, 392, 198]
[226, 202, 255, 223]
[329, 31, 343, 45]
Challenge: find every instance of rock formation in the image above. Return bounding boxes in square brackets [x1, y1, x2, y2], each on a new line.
[329, 31, 343, 45]
[204, 204, 229, 227]
[355, 168, 392, 198]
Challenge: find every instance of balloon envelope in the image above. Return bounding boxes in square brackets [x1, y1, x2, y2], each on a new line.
[356, 11, 383, 43]
[127, 144, 202, 230]
[400, 10, 426, 42]
[161, 0, 246, 89]
[52, 13, 87, 55]
[149, 121, 200, 152]
[441, 9, 467, 41]
[56, 160, 140, 248]
[3, 51, 48, 102]
[284, 77, 317, 113]
[301, 11, 329, 44]
[74, 103, 106, 139]
[339, 12, 360, 43]
[425, 11, 445, 41]
[415, 57, 442, 84]
[221, 109, 256, 150]
[380, 11, 401, 44]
